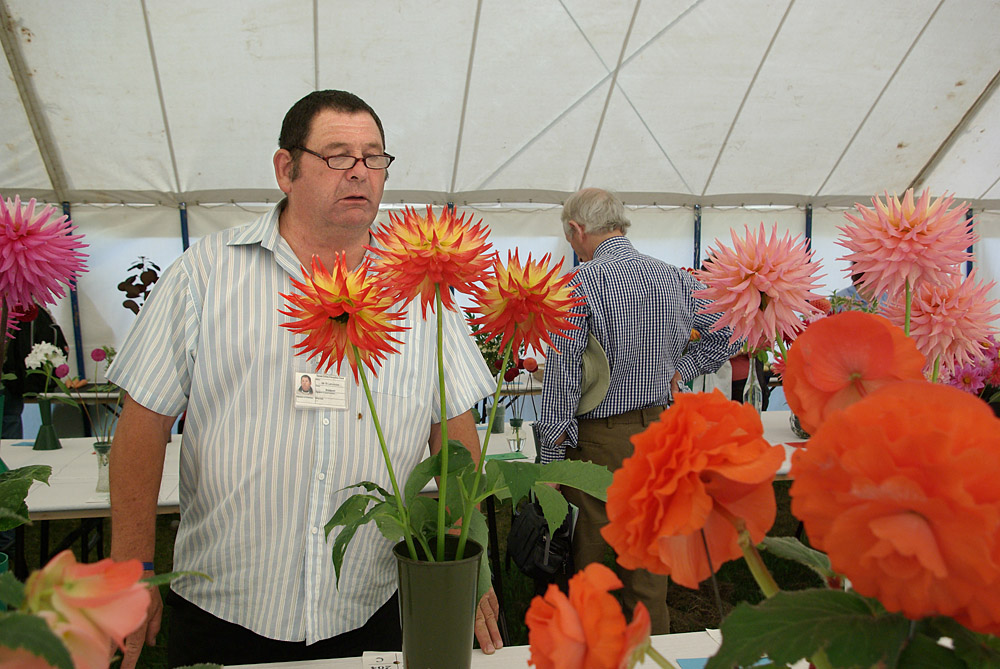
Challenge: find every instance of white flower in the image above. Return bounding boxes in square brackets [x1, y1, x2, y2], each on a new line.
[25, 342, 66, 370]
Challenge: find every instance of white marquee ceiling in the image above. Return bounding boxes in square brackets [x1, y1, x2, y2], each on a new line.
[3, 0, 1000, 209]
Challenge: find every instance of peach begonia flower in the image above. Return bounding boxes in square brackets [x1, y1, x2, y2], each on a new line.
[837, 188, 973, 299]
[695, 223, 824, 350]
[881, 270, 1000, 375]
[526, 563, 650, 669]
[22, 550, 151, 659]
[0, 195, 88, 313]
[467, 251, 585, 360]
[368, 205, 493, 317]
[600, 391, 784, 589]
[790, 381, 1000, 636]
[279, 254, 407, 383]
[782, 312, 925, 434]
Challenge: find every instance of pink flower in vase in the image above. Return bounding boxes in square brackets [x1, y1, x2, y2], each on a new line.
[90, 348, 107, 362]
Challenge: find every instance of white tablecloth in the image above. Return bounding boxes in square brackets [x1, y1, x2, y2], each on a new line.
[228, 629, 724, 668]
[1, 435, 181, 520]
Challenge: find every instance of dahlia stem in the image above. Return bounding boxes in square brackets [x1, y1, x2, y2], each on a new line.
[904, 279, 912, 337]
[456, 339, 513, 559]
[642, 645, 679, 668]
[931, 356, 941, 384]
[435, 286, 448, 562]
[775, 330, 788, 359]
[356, 347, 417, 561]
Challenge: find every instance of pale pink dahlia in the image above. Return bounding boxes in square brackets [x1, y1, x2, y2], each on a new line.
[837, 188, 973, 299]
[695, 223, 824, 349]
[882, 270, 1000, 374]
[0, 195, 88, 311]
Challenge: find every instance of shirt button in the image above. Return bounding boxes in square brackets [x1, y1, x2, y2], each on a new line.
[322, 418, 330, 426]
[311, 527, 319, 535]
[317, 472, 326, 480]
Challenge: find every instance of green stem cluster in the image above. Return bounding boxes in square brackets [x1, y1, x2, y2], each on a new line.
[355, 344, 418, 561]
[435, 286, 449, 561]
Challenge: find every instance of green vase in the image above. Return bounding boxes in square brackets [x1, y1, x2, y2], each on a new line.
[394, 536, 482, 669]
[33, 397, 62, 451]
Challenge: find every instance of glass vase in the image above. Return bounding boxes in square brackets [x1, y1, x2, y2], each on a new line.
[33, 397, 62, 451]
[94, 441, 111, 493]
[506, 417, 525, 454]
[742, 357, 763, 414]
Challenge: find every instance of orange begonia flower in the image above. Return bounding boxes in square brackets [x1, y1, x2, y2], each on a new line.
[782, 311, 925, 434]
[23, 550, 151, 662]
[368, 205, 493, 317]
[790, 381, 1000, 636]
[467, 250, 585, 359]
[279, 254, 407, 383]
[526, 563, 650, 669]
[601, 391, 784, 589]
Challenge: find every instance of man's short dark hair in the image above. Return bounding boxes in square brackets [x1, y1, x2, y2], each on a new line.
[279, 90, 386, 180]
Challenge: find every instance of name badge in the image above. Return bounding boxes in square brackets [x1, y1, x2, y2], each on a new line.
[293, 371, 348, 410]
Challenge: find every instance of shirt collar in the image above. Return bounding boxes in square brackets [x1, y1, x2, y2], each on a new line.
[591, 234, 633, 259]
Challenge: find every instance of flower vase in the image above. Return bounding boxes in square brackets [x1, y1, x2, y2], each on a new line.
[94, 441, 112, 493]
[33, 398, 62, 451]
[490, 403, 505, 434]
[742, 358, 763, 414]
[394, 536, 482, 669]
[506, 417, 525, 453]
[789, 413, 810, 439]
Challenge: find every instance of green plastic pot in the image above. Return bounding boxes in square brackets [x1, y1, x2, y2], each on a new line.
[394, 536, 482, 669]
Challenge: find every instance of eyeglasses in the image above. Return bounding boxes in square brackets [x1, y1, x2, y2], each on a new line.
[294, 146, 395, 170]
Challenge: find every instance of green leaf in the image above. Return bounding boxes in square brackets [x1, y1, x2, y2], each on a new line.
[371, 501, 408, 543]
[325, 493, 379, 540]
[406, 495, 439, 537]
[706, 589, 910, 669]
[897, 633, 967, 669]
[0, 571, 25, 609]
[759, 536, 835, 580]
[464, 508, 492, 601]
[0, 465, 52, 532]
[918, 616, 1000, 667]
[403, 440, 474, 505]
[532, 482, 570, 539]
[0, 612, 74, 669]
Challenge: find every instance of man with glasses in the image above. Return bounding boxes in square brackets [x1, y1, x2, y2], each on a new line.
[108, 90, 500, 667]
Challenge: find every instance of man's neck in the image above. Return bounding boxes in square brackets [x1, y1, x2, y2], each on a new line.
[580, 230, 624, 261]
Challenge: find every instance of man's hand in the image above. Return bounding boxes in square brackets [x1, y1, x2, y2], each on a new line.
[475, 587, 503, 654]
[670, 371, 683, 399]
[119, 583, 162, 669]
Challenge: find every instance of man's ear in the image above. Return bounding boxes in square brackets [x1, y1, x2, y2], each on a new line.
[567, 220, 584, 239]
[274, 149, 294, 194]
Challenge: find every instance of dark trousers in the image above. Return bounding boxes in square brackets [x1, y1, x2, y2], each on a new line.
[166, 590, 402, 667]
[561, 405, 670, 634]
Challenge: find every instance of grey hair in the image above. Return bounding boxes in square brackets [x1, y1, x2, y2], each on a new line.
[560, 188, 631, 235]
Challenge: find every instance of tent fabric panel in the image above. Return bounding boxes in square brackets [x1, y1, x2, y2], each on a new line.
[147, 2, 314, 193]
[821, 2, 1000, 197]
[9, 1, 175, 193]
[924, 87, 1000, 201]
[0, 56, 49, 190]
[708, 0, 942, 196]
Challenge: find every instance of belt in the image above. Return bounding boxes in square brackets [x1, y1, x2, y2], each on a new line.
[578, 404, 668, 428]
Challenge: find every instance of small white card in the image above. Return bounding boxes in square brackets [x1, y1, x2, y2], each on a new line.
[361, 651, 403, 668]
[293, 371, 348, 410]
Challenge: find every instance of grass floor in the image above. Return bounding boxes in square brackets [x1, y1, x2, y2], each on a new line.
[15, 481, 815, 667]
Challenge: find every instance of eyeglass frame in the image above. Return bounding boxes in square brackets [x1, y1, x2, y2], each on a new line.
[292, 146, 395, 170]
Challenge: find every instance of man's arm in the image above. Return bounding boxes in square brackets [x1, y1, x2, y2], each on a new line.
[110, 394, 177, 669]
[427, 409, 503, 654]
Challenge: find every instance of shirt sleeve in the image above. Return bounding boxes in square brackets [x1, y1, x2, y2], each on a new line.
[677, 272, 744, 382]
[536, 284, 590, 463]
[106, 256, 200, 417]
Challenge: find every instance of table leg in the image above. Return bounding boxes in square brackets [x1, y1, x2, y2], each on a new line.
[485, 495, 510, 646]
[13, 526, 27, 580]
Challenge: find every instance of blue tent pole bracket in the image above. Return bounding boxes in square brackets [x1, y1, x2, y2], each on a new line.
[180, 202, 190, 251]
[62, 201, 86, 378]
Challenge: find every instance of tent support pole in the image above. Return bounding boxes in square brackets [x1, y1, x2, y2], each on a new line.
[180, 203, 190, 251]
[805, 204, 813, 254]
[693, 204, 702, 270]
[61, 202, 86, 378]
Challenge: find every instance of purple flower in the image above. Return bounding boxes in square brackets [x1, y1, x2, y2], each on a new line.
[91, 348, 107, 362]
[946, 362, 987, 395]
[54, 363, 70, 379]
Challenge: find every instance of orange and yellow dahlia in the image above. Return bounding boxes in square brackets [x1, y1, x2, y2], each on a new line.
[279, 254, 407, 382]
[790, 381, 1000, 636]
[467, 251, 585, 360]
[526, 563, 650, 669]
[368, 205, 493, 317]
[781, 311, 926, 434]
[600, 391, 784, 589]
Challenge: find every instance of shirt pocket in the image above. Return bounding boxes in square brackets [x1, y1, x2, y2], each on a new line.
[369, 324, 421, 398]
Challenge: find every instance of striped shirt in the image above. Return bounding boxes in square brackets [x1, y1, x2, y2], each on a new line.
[108, 202, 494, 643]
[537, 235, 740, 462]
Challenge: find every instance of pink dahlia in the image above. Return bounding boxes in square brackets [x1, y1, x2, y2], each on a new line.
[695, 223, 824, 349]
[837, 188, 973, 299]
[882, 270, 1000, 375]
[0, 196, 88, 312]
